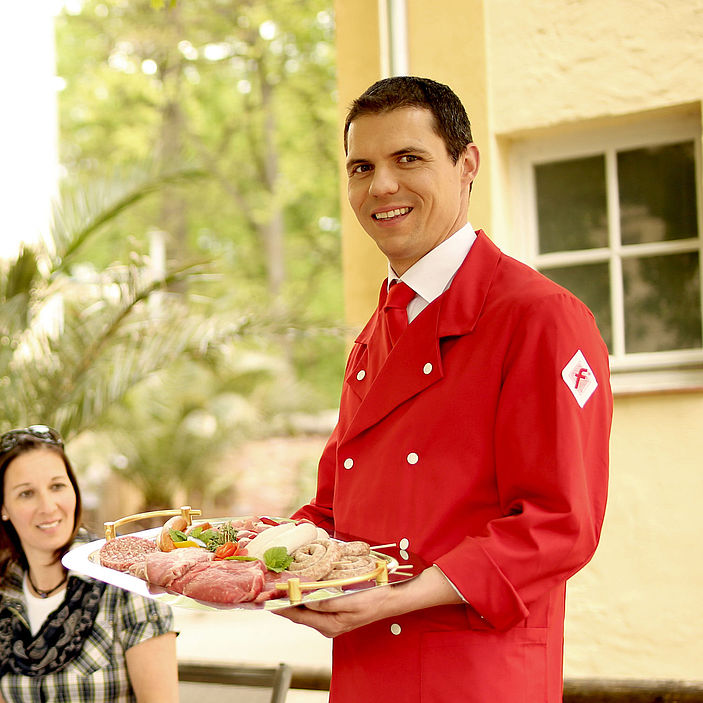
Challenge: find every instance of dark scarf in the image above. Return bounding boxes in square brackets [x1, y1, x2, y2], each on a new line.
[0, 575, 106, 677]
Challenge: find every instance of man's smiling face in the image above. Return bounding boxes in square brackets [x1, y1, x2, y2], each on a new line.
[345, 107, 479, 275]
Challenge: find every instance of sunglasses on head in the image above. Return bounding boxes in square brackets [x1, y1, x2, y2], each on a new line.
[0, 425, 64, 454]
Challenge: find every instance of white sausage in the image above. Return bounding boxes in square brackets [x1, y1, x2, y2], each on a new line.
[246, 522, 317, 560]
[276, 522, 318, 555]
[244, 523, 297, 559]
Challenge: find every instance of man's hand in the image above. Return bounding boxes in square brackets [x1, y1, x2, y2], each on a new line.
[276, 583, 394, 638]
[275, 565, 463, 638]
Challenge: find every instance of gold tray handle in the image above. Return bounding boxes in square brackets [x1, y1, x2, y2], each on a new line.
[104, 505, 202, 541]
[276, 558, 389, 605]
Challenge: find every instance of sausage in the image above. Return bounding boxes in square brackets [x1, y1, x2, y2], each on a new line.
[287, 539, 341, 581]
[325, 554, 378, 580]
[246, 522, 318, 560]
[339, 541, 371, 557]
[244, 523, 297, 559]
[157, 515, 188, 552]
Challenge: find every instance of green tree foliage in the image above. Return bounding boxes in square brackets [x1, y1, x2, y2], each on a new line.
[1, 167, 338, 513]
[55, 0, 341, 315]
[56, 0, 344, 408]
[43, 0, 344, 512]
[0, 170, 211, 440]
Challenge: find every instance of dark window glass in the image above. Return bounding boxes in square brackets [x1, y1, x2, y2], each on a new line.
[535, 155, 608, 253]
[618, 142, 697, 245]
[623, 252, 701, 353]
[539, 262, 612, 351]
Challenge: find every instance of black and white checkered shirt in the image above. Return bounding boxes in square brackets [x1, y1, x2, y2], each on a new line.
[0, 561, 174, 703]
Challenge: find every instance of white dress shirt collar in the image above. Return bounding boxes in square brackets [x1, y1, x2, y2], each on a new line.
[388, 222, 477, 308]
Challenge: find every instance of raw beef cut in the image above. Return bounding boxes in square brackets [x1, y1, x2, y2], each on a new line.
[142, 549, 266, 604]
[170, 559, 266, 604]
[145, 548, 214, 587]
[254, 569, 295, 602]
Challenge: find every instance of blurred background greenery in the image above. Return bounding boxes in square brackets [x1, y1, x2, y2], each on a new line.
[0, 0, 342, 528]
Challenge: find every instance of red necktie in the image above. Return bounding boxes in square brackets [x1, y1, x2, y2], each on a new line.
[383, 281, 415, 346]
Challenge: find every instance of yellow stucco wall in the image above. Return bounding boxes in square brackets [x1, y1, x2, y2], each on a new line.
[566, 391, 703, 679]
[334, 0, 703, 682]
[334, 0, 387, 328]
[485, 0, 703, 134]
[334, 0, 493, 327]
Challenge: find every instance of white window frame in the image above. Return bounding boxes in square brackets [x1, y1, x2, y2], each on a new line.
[508, 104, 703, 394]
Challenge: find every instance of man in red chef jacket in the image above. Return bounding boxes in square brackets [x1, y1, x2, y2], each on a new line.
[279, 76, 613, 703]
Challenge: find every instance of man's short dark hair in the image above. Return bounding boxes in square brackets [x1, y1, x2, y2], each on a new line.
[344, 76, 473, 164]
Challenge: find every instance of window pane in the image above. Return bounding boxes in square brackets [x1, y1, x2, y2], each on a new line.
[618, 141, 697, 245]
[623, 252, 701, 353]
[535, 155, 608, 253]
[539, 262, 612, 351]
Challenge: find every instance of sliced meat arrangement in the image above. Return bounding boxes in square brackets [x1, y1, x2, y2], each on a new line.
[97, 516, 378, 605]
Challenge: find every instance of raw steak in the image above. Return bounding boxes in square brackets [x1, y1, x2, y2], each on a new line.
[145, 548, 214, 587]
[254, 570, 295, 602]
[170, 559, 267, 604]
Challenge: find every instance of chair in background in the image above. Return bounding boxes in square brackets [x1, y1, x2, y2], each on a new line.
[178, 662, 293, 703]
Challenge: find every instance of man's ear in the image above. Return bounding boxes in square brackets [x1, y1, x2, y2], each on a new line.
[459, 143, 480, 188]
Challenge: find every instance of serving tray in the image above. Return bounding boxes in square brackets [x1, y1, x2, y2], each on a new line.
[62, 506, 425, 611]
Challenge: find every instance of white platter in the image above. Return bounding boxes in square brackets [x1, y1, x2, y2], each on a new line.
[62, 520, 424, 612]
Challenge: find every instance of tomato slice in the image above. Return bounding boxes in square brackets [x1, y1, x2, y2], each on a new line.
[214, 542, 238, 559]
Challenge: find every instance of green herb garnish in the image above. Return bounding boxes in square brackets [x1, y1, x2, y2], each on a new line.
[189, 526, 219, 546]
[205, 521, 239, 551]
[263, 546, 293, 573]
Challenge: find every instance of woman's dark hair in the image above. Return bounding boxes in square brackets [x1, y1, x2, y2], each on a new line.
[0, 433, 82, 576]
[343, 76, 473, 163]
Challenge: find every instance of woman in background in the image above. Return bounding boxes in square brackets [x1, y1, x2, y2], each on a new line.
[0, 425, 178, 703]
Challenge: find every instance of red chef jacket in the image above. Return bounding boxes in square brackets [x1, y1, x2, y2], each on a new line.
[293, 230, 613, 703]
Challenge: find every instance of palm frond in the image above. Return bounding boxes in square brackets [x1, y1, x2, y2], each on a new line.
[0, 165, 210, 437]
[48, 165, 205, 276]
[2, 261, 217, 438]
[1, 246, 40, 303]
